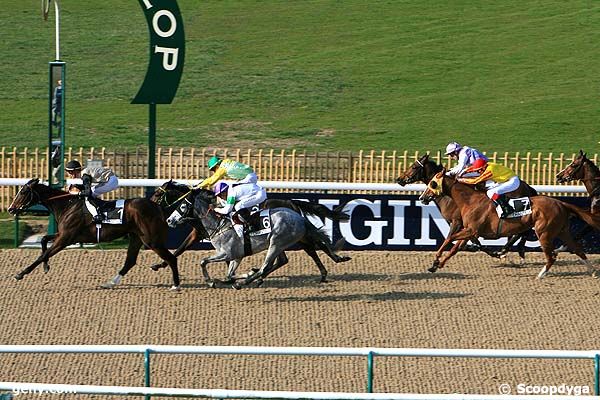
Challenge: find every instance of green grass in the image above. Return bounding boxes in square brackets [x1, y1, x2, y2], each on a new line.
[2, 1, 599, 153]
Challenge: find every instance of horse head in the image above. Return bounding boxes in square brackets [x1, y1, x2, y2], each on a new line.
[151, 180, 192, 208]
[556, 150, 588, 183]
[396, 154, 443, 185]
[418, 169, 446, 205]
[8, 179, 41, 215]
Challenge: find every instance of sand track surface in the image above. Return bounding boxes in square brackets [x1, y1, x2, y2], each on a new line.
[1, 249, 599, 398]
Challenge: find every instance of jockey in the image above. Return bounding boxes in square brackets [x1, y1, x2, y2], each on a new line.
[457, 158, 520, 218]
[196, 156, 258, 189]
[65, 160, 119, 223]
[212, 180, 267, 237]
[444, 142, 488, 177]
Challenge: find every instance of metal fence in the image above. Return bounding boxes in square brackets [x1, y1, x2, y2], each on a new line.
[0, 146, 590, 210]
[0, 345, 598, 399]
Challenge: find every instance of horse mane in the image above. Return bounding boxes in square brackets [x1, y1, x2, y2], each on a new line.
[584, 156, 600, 176]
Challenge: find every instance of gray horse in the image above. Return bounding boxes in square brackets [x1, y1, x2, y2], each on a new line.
[167, 189, 351, 288]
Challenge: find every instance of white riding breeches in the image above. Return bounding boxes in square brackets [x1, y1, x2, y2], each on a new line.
[233, 183, 266, 211]
[92, 175, 119, 198]
[485, 176, 520, 198]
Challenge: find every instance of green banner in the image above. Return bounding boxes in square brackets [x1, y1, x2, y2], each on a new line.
[132, 0, 185, 104]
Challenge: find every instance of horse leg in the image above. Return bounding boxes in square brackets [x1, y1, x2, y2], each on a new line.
[101, 234, 143, 289]
[200, 252, 231, 287]
[255, 252, 290, 287]
[302, 246, 328, 283]
[15, 235, 69, 280]
[237, 246, 281, 288]
[150, 229, 198, 271]
[433, 228, 478, 271]
[151, 245, 180, 291]
[437, 240, 469, 270]
[537, 234, 557, 279]
[556, 230, 598, 277]
[556, 225, 594, 253]
[40, 233, 58, 273]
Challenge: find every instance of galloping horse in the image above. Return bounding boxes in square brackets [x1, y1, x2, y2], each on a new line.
[419, 171, 600, 279]
[556, 150, 600, 246]
[149, 180, 350, 274]
[8, 179, 181, 290]
[167, 188, 350, 288]
[396, 154, 537, 259]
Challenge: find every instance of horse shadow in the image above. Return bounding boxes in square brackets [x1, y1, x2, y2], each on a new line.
[396, 272, 469, 281]
[269, 290, 470, 303]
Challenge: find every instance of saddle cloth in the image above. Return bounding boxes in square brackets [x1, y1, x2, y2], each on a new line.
[85, 198, 126, 224]
[246, 208, 272, 237]
[496, 197, 532, 219]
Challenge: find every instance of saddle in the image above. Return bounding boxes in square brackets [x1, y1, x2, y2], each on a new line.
[84, 197, 126, 224]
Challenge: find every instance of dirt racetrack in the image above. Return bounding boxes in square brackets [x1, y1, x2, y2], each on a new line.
[1, 248, 599, 399]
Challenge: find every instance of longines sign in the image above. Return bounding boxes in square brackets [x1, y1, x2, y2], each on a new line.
[168, 194, 599, 253]
[132, 0, 185, 104]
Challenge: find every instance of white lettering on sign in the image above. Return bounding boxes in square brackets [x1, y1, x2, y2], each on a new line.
[154, 46, 179, 70]
[387, 200, 410, 245]
[414, 202, 449, 245]
[141, 0, 153, 10]
[340, 199, 387, 246]
[153, 10, 177, 37]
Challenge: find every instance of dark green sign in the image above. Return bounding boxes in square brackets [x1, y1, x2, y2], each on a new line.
[132, 0, 185, 104]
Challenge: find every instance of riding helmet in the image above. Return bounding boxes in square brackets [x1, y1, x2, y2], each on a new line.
[65, 160, 82, 171]
[445, 142, 462, 155]
[207, 156, 221, 171]
[214, 181, 229, 195]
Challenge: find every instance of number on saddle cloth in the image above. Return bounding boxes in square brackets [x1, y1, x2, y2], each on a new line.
[85, 198, 126, 224]
[495, 197, 532, 219]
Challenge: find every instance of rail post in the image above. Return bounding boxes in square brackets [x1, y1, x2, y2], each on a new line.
[366, 350, 374, 393]
[595, 353, 599, 395]
[144, 348, 151, 400]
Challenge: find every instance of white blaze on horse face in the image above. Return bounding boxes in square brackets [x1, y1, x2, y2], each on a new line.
[167, 201, 189, 227]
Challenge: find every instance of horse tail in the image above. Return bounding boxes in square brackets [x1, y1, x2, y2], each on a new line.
[561, 201, 600, 230]
[290, 200, 349, 221]
[264, 199, 349, 221]
[303, 220, 335, 252]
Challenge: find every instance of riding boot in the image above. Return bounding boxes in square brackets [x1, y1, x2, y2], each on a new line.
[495, 195, 514, 218]
[92, 206, 105, 224]
[234, 208, 251, 233]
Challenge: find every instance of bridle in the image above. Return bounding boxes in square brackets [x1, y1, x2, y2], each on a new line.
[10, 184, 40, 212]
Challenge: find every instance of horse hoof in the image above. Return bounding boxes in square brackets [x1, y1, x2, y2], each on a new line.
[14, 274, 23, 281]
[592, 270, 600, 279]
[169, 285, 181, 292]
[340, 256, 351, 262]
[207, 281, 216, 289]
[150, 264, 161, 272]
[427, 267, 437, 273]
[232, 282, 242, 290]
[256, 279, 264, 287]
[537, 269, 548, 279]
[100, 282, 115, 289]
[43, 265, 50, 273]
[320, 277, 328, 283]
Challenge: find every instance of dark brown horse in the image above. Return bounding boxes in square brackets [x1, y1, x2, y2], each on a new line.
[556, 150, 600, 247]
[8, 179, 180, 290]
[396, 154, 537, 259]
[419, 171, 600, 279]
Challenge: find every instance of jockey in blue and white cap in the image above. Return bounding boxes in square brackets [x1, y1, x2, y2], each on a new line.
[444, 141, 488, 177]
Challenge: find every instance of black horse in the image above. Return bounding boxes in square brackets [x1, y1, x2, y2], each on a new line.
[8, 179, 181, 290]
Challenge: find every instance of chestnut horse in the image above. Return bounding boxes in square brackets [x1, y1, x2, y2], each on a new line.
[556, 150, 600, 246]
[396, 154, 537, 259]
[419, 171, 600, 279]
[8, 179, 181, 290]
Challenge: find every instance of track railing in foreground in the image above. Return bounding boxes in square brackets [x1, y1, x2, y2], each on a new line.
[0, 345, 598, 398]
[0, 178, 588, 194]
